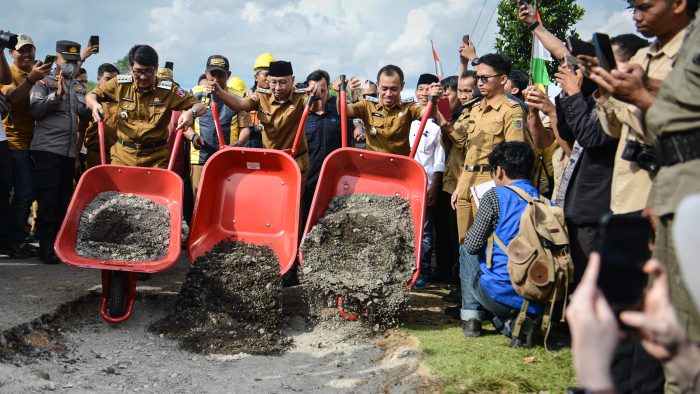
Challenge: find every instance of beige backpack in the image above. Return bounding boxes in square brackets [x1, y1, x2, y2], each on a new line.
[485, 185, 573, 347]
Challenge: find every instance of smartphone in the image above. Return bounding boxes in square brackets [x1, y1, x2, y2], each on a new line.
[43, 55, 57, 65]
[89, 35, 99, 53]
[597, 214, 651, 314]
[164, 61, 174, 71]
[567, 36, 596, 57]
[462, 34, 470, 44]
[592, 33, 617, 72]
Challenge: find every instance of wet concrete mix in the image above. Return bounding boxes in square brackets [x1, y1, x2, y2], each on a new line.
[76, 192, 170, 261]
[150, 240, 290, 355]
[300, 193, 416, 329]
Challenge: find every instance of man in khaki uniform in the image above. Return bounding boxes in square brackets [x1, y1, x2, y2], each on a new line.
[592, 0, 691, 215]
[338, 65, 443, 156]
[203, 60, 316, 194]
[86, 45, 205, 168]
[442, 54, 527, 242]
[84, 63, 119, 167]
[644, 5, 700, 343]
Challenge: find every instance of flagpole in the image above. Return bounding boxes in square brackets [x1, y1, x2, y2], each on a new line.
[529, 0, 536, 86]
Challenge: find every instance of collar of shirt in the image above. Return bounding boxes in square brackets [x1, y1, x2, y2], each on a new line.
[648, 27, 687, 61]
[479, 93, 507, 112]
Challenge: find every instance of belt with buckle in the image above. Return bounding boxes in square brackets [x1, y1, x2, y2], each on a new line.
[117, 138, 167, 150]
[655, 130, 700, 167]
[464, 165, 493, 172]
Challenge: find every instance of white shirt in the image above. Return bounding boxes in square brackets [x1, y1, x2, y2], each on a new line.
[0, 120, 6, 143]
[409, 118, 445, 189]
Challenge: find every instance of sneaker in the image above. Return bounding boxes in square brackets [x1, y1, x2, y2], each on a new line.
[413, 276, 429, 290]
[509, 317, 535, 348]
[441, 288, 460, 303]
[5, 242, 39, 259]
[461, 319, 482, 337]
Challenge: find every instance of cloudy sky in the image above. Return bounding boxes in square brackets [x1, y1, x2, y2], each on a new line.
[1, 0, 637, 92]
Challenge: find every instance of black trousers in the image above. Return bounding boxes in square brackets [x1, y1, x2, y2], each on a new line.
[32, 150, 74, 257]
[434, 190, 459, 282]
[0, 141, 11, 246]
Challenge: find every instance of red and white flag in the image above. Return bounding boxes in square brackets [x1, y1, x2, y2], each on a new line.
[431, 40, 444, 81]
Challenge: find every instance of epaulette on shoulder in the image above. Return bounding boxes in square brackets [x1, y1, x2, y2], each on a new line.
[256, 87, 271, 94]
[402, 97, 415, 104]
[507, 98, 522, 108]
[117, 74, 132, 83]
[157, 79, 174, 90]
[364, 95, 379, 103]
[294, 88, 306, 94]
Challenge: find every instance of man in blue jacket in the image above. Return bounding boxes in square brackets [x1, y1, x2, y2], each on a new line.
[459, 141, 543, 347]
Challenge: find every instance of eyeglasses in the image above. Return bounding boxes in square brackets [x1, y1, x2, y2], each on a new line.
[473, 74, 502, 84]
[132, 68, 156, 78]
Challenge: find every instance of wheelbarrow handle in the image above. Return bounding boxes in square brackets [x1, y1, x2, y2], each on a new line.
[209, 93, 227, 149]
[339, 75, 348, 148]
[290, 95, 315, 157]
[408, 95, 438, 159]
[167, 127, 185, 172]
[97, 113, 106, 166]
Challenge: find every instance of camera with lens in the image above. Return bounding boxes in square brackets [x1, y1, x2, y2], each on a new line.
[0, 30, 18, 50]
[621, 140, 658, 172]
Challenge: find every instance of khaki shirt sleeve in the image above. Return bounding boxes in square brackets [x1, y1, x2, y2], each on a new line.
[243, 93, 261, 111]
[91, 77, 119, 102]
[237, 110, 252, 128]
[594, 91, 625, 139]
[408, 102, 425, 121]
[348, 99, 370, 123]
[169, 85, 198, 111]
[503, 105, 527, 142]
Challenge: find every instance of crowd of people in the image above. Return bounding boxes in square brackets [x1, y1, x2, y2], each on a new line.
[1, 0, 699, 392]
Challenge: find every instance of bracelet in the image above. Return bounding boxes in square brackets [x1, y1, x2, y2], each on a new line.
[529, 21, 540, 31]
[188, 133, 196, 142]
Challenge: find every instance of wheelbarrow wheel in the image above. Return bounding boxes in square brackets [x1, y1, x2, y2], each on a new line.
[107, 271, 126, 318]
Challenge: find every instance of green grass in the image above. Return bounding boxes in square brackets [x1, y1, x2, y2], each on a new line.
[403, 322, 575, 393]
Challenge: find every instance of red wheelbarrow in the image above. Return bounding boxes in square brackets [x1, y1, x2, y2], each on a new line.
[299, 77, 435, 319]
[55, 119, 185, 323]
[187, 94, 314, 273]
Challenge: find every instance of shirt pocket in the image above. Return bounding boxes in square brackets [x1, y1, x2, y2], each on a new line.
[148, 104, 167, 122]
[119, 101, 137, 124]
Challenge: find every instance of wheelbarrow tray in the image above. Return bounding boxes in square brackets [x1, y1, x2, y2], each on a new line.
[187, 147, 302, 274]
[300, 147, 427, 285]
[55, 164, 183, 273]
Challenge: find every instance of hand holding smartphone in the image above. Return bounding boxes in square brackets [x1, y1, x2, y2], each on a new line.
[592, 33, 617, 72]
[43, 55, 57, 66]
[89, 35, 99, 53]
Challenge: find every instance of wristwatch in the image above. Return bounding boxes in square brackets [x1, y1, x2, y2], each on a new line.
[191, 108, 199, 118]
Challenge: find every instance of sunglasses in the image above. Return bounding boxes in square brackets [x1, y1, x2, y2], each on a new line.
[473, 74, 503, 84]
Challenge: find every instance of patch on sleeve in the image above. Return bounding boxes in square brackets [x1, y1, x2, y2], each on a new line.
[117, 74, 132, 83]
[157, 80, 173, 90]
[175, 87, 186, 97]
[513, 118, 524, 130]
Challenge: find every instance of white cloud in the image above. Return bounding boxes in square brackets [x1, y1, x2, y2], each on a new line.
[241, 2, 264, 24]
[0, 0, 637, 93]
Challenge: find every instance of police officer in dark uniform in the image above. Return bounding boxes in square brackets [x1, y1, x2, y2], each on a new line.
[29, 40, 90, 264]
